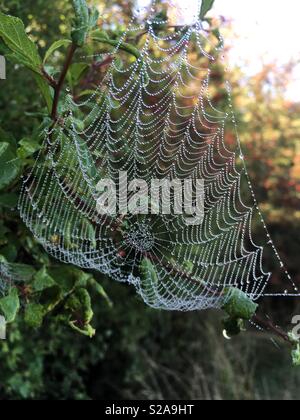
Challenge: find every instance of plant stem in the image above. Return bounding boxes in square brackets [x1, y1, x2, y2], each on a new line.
[253, 314, 293, 346]
[51, 43, 77, 121]
[41, 67, 57, 89]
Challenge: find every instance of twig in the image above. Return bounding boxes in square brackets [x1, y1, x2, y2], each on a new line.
[41, 67, 57, 89]
[253, 314, 293, 346]
[51, 43, 77, 121]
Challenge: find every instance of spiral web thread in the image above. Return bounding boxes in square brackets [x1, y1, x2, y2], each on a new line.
[18, 0, 298, 311]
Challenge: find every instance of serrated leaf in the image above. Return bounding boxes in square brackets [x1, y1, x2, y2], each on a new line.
[0, 12, 42, 74]
[0, 287, 20, 323]
[0, 13, 53, 112]
[200, 0, 215, 20]
[71, 0, 99, 47]
[89, 7, 99, 29]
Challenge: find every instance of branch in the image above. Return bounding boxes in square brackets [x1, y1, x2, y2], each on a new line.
[253, 314, 293, 346]
[51, 43, 77, 121]
[41, 67, 57, 89]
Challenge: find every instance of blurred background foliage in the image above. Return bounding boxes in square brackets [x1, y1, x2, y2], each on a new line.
[0, 0, 299, 400]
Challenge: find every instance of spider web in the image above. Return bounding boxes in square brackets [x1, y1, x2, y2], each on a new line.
[18, 0, 298, 311]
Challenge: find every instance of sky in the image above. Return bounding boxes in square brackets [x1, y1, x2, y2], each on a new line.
[137, 0, 300, 101]
[213, 0, 300, 101]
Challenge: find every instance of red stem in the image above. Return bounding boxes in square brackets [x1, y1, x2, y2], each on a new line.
[51, 43, 77, 121]
[253, 314, 293, 346]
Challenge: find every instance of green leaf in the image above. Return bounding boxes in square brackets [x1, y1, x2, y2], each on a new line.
[69, 321, 95, 337]
[0, 193, 18, 208]
[24, 303, 45, 328]
[18, 138, 41, 159]
[65, 288, 95, 337]
[140, 258, 159, 284]
[0, 244, 17, 262]
[88, 7, 99, 29]
[0, 127, 17, 150]
[0, 221, 9, 245]
[43, 39, 72, 64]
[288, 333, 300, 367]
[39, 286, 64, 313]
[200, 0, 215, 20]
[48, 266, 78, 292]
[32, 267, 56, 292]
[0, 13, 52, 112]
[71, 0, 99, 47]
[66, 288, 93, 323]
[222, 288, 258, 320]
[140, 258, 159, 305]
[33, 73, 53, 114]
[75, 135, 99, 182]
[0, 287, 20, 323]
[88, 278, 112, 308]
[91, 30, 141, 59]
[0, 12, 42, 74]
[292, 344, 300, 367]
[6, 262, 36, 280]
[0, 38, 10, 55]
[0, 142, 21, 190]
[67, 62, 89, 88]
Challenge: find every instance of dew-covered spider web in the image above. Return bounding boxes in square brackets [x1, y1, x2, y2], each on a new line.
[18, 0, 299, 311]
